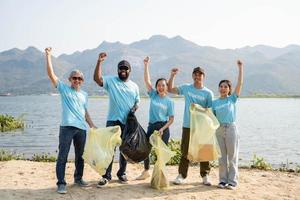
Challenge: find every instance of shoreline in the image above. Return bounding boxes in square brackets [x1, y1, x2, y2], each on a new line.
[0, 160, 299, 200]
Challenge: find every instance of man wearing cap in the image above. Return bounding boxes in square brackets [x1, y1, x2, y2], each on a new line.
[93, 52, 140, 186]
[168, 66, 214, 186]
[45, 47, 96, 194]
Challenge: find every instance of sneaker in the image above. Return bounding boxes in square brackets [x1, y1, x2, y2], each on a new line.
[226, 184, 236, 190]
[57, 184, 67, 194]
[118, 175, 128, 184]
[74, 179, 89, 187]
[135, 170, 150, 180]
[217, 182, 227, 189]
[202, 175, 212, 186]
[174, 174, 185, 185]
[97, 177, 109, 188]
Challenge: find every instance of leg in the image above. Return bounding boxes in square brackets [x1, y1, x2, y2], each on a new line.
[216, 126, 228, 183]
[200, 161, 211, 177]
[178, 128, 190, 179]
[102, 121, 120, 180]
[73, 128, 87, 181]
[226, 124, 239, 186]
[56, 126, 74, 185]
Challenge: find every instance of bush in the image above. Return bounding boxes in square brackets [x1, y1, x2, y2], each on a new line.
[149, 139, 181, 165]
[31, 153, 56, 162]
[250, 154, 272, 170]
[0, 149, 24, 161]
[0, 114, 24, 132]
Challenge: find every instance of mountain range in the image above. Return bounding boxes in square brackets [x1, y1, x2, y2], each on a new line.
[1, 35, 299, 96]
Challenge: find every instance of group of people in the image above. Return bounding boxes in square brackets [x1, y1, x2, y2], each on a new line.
[45, 47, 243, 194]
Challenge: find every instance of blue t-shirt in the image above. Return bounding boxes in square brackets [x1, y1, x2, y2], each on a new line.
[57, 80, 88, 130]
[212, 93, 238, 124]
[103, 75, 140, 124]
[148, 89, 174, 123]
[178, 84, 214, 128]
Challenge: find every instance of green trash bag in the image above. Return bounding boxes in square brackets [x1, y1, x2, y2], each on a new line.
[83, 126, 122, 176]
[150, 131, 175, 190]
[188, 104, 220, 162]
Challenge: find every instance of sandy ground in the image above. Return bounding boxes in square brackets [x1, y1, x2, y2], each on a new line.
[0, 160, 299, 200]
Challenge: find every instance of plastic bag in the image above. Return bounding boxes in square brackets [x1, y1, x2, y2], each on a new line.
[83, 126, 121, 175]
[120, 111, 151, 163]
[150, 131, 175, 190]
[187, 104, 220, 162]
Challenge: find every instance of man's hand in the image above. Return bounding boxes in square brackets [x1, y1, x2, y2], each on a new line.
[98, 52, 107, 62]
[237, 60, 243, 68]
[171, 68, 179, 76]
[144, 56, 150, 66]
[45, 47, 52, 57]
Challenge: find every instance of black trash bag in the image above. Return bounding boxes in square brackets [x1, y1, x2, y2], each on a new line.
[119, 111, 152, 163]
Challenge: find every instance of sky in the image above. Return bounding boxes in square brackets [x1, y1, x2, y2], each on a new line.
[0, 0, 299, 56]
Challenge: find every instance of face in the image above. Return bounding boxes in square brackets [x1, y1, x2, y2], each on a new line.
[192, 72, 204, 84]
[219, 82, 230, 96]
[70, 72, 83, 89]
[156, 80, 168, 95]
[118, 66, 130, 81]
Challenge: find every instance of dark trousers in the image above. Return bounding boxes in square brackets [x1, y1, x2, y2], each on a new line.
[56, 126, 86, 185]
[178, 127, 210, 178]
[144, 121, 170, 170]
[102, 121, 126, 180]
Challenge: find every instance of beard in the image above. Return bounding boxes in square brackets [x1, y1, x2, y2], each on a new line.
[118, 71, 129, 81]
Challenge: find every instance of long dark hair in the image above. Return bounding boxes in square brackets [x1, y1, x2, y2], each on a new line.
[218, 80, 232, 95]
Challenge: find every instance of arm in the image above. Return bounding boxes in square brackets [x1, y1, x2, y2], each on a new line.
[93, 52, 107, 87]
[85, 110, 96, 128]
[168, 68, 179, 94]
[234, 60, 244, 96]
[45, 47, 58, 87]
[143, 56, 152, 92]
[158, 116, 174, 136]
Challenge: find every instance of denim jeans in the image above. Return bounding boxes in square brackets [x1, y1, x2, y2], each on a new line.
[216, 123, 239, 186]
[144, 121, 170, 170]
[102, 121, 126, 180]
[56, 126, 86, 185]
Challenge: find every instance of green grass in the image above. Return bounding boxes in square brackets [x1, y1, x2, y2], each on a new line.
[0, 114, 25, 132]
[0, 150, 24, 161]
[250, 154, 272, 170]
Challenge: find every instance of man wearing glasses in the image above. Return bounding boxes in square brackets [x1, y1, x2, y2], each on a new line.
[45, 47, 96, 194]
[93, 52, 140, 187]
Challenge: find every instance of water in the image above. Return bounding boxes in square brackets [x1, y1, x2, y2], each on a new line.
[1, 95, 300, 167]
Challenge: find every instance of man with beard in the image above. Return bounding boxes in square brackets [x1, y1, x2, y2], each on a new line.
[93, 52, 140, 187]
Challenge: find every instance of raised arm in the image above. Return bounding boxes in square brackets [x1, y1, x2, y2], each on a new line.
[45, 47, 58, 87]
[234, 60, 244, 96]
[168, 68, 179, 94]
[143, 56, 152, 92]
[93, 52, 107, 87]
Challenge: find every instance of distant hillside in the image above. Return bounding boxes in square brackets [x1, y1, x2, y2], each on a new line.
[1, 35, 300, 95]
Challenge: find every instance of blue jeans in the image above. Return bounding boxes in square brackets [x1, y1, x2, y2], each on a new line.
[144, 121, 170, 170]
[102, 121, 126, 180]
[56, 126, 86, 185]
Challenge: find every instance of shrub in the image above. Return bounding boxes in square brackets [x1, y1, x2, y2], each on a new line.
[0, 114, 24, 132]
[250, 154, 272, 170]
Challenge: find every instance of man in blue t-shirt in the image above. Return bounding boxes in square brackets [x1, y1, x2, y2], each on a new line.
[45, 48, 96, 194]
[94, 52, 140, 186]
[168, 66, 214, 186]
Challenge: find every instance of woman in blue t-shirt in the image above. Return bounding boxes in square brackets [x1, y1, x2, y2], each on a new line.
[136, 56, 175, 180]
[212, 60, 244, 190]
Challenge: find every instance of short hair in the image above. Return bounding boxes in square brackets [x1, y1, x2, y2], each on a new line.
[69, 69, 84, 80]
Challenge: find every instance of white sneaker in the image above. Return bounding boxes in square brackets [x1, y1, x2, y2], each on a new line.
[174, 174, 185, 185]
[135, 170, 150, 180]
[202, 175, 212, 186]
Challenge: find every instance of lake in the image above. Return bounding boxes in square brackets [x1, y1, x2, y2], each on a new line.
[1, 95, 300, 168]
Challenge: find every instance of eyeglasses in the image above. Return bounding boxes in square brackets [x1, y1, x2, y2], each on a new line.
[118, 66, 129, 71]
[72, 76, 83, 81]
